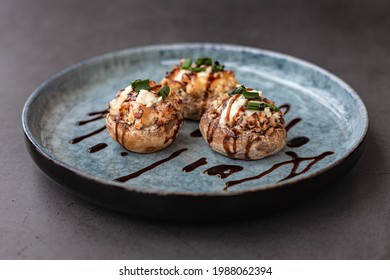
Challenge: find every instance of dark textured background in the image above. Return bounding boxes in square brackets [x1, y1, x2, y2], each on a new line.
[1, 0, 389, 259]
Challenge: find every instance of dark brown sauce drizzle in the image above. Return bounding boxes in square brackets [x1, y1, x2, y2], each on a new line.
[206, 119, 219, 143]
[206, 101, 228, 143]
[114, 113, 120, 141]
[204, 165, 243, 179]
[87, 109, 108, 116]
[225, 94, 239, 124]
[218, 96, 241, 156]
[86, 143, 108, 153]
[170, 119, 184, 143]
[224, 151, 334, 190]
[287, 136, 310, 148]
[190, 129, 202, 137]
[278, 151, 334, 181]
[120, 152, 128, 157]
[76, 114, 106, 126]
[244, 114, 262, 159]
[245, 140, 254, 160]
[233, 129, 241, 156]
[285, 118, 302, 132]
[200, 72, 217, 116]
[223, 136, 233, 158]
[69, 125, 106, 144]
[206, 72, 215, 91]
[121, 124, 129, 145]
[114, 148, 188, 183]
[164, 119, 183, 144]
[182, 158, 208, 172]
[223, 131, 239, 158]
[279, 104, 290, 115]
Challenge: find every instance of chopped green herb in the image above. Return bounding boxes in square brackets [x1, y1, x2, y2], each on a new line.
[245, 102, 279, 112]
[246, 102, 262, 111]
[227, 85, 246, 96]
[190, 67, 207, 72]
[212, 63, 224, 72]
[158, 85, 170, 100]
[181, 58, 192, 69]
[130, 79, 150, 92]
[195, 57, 212, 66]
[264, 103, 279, 112]
[242, 90, 261, 100]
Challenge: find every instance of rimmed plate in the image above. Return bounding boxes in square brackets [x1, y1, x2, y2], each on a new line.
[22, 43, 368, 221]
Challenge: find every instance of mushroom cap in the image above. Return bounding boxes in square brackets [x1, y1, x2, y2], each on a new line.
[161, 60, 237, 120]
[199, 93, 286, 160]
[106, 80, 184, 153]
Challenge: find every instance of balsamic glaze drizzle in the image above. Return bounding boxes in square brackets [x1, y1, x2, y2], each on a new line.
[224, 151, 334, 190]
[69, 125, 106, 144]
[279, 104, 290, 115]
[120, 152, 129, 157]
[203, 165, 243, 179]
[76, 114, 106, 126]
[70, 108, 108, 147]
[287, 136, 310, 148]
[285, 118, 302, 132]
[86, 143, 108, 153]
[278, 151, 334, 182]
[87, 109, 108, 116]
[114, 148, 188, 183]
[190, 129, 202, 137]
[182, 158, 207, 172]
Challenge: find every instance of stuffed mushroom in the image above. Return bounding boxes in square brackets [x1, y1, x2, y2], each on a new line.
[199, 85, 286, 160]
[106, 79, 184, 153]
[161, 57, 238, 120]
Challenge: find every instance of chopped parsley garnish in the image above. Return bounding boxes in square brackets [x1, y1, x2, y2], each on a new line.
[242, 90, 261, 100]
[212, 63, 224, 72]
[181, 58, 192, 70]
[130, 79, 150, 93]
[246, 102, 279, 112]
[181, 57, 226, 73]
[158, 85, 170, 100]
[190, 67, 207, 72]
[227, 85, 246, 96]
[195, 57, 212, 66]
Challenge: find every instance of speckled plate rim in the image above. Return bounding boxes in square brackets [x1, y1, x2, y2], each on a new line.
[22, 43, 369, 197]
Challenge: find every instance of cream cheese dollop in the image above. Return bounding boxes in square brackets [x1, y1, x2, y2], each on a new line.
[122, 85, 133, 94]
[136, 89, 162, 107]
[220, 95, 247, 125]
[173, 69, 190, 81]
[219, 88, 279, 126]
[173, 65, 212, 83]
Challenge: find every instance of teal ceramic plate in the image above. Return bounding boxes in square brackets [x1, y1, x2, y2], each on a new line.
[22, 44, 368, 220]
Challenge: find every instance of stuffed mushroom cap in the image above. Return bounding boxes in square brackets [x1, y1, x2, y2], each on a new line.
[161, 58, 238, 120]
[199, 85, 286, 160]
[106, 79, 184, 153]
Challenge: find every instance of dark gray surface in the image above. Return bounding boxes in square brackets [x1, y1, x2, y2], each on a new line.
[0, 0, 389, 259]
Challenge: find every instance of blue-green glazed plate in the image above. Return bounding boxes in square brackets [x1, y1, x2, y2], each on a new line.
[22, 44, 368, 221]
